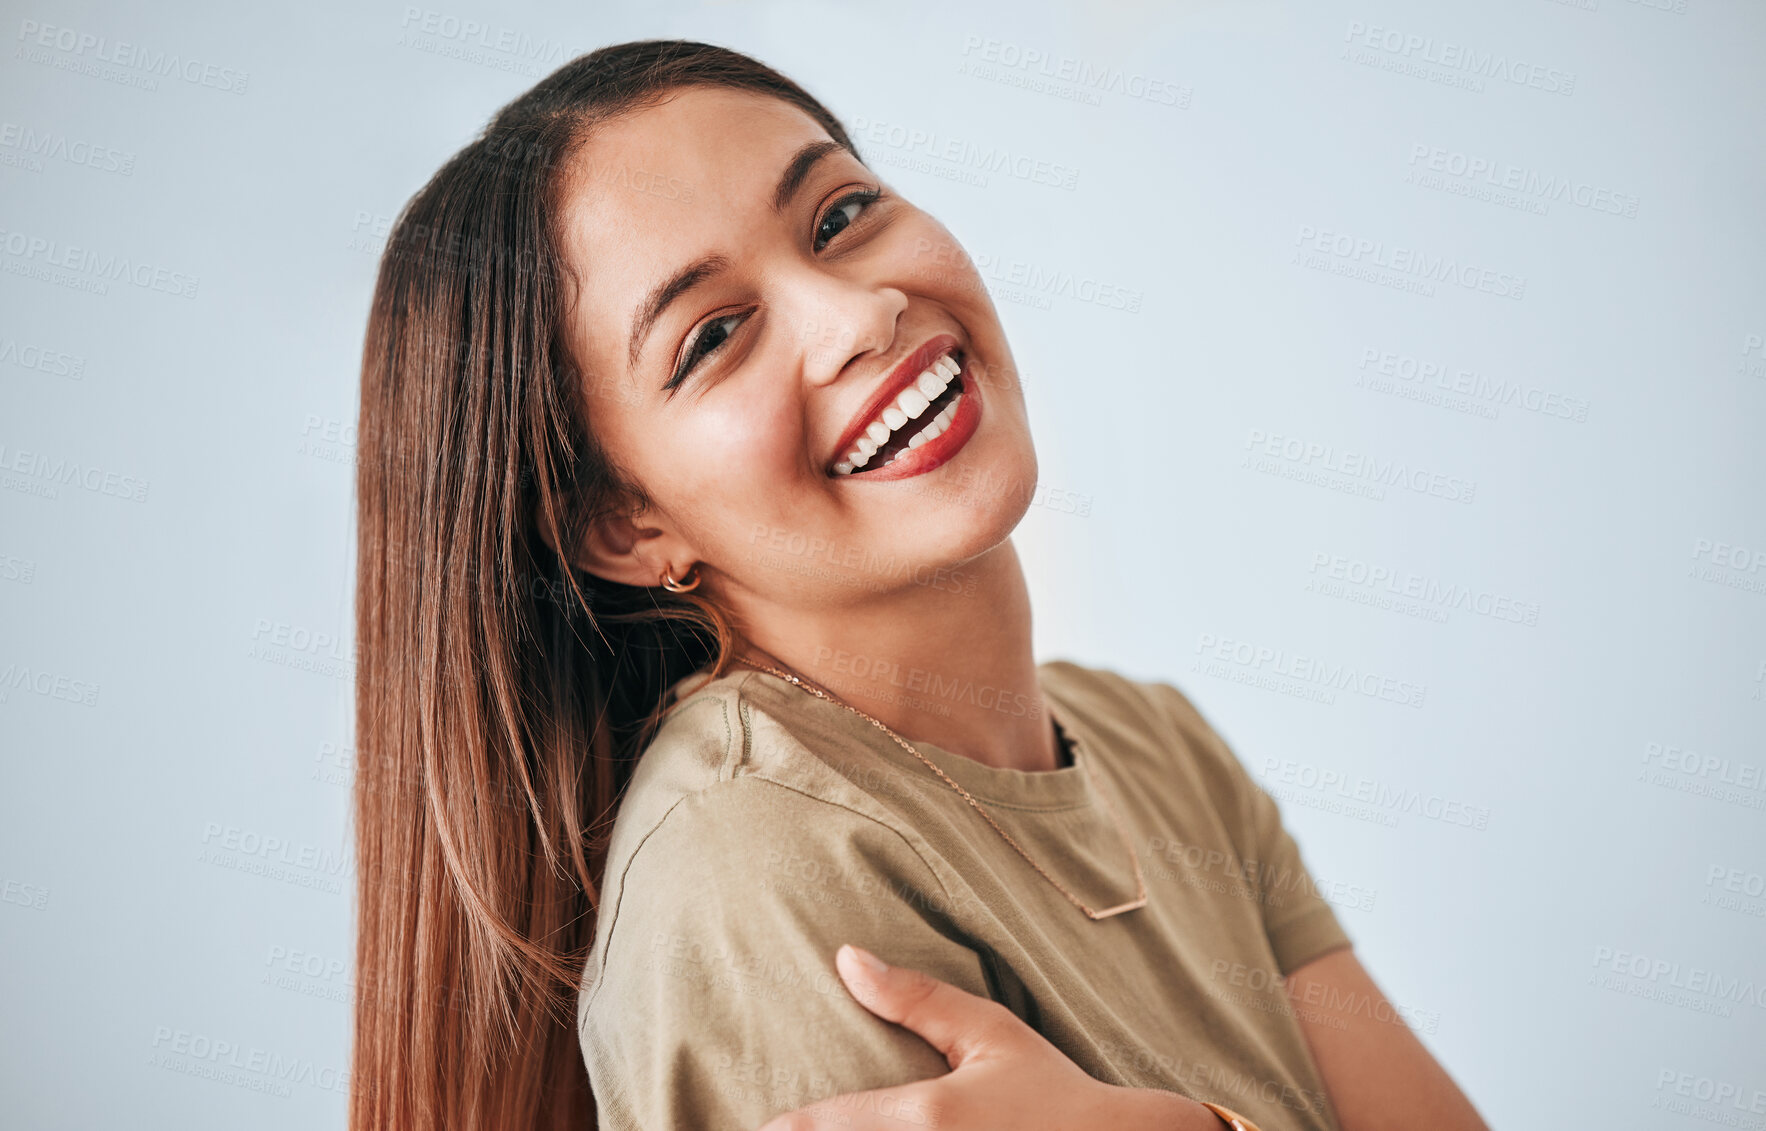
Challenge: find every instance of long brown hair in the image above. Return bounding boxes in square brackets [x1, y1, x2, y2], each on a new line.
[351, 40, 861, 1129]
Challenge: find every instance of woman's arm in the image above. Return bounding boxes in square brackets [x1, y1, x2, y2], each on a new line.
[1284, 947, 1489, 1131]
[756, 945, 1226, 1131]
[1138, 678, 1488, 1128]
[579, 778, 1003, 1129]
[760, 944, 1494, 1131]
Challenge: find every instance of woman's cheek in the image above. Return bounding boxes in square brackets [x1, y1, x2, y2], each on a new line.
[693, 398, 802, 481]
[893, 223, 977, 296]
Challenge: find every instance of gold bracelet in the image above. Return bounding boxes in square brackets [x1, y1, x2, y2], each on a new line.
[1199, 1100, 1264, 1131]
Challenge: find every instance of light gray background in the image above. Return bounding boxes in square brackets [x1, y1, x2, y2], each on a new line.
[3, 0, 1763, 1127]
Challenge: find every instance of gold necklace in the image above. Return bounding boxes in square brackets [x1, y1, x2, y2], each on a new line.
[733, 654, 1148, 921]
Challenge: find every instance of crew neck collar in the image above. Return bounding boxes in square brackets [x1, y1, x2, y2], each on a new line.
[723, 662, 1102, 811]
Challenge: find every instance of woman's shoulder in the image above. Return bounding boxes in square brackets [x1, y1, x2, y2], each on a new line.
[1037, 657, 1215, 745]
[619, 665, 909, 810]
[1038, 657, 1177, 715]
[1037, 658, 1252, 790]
[579, 665, 971, 1021]
[598, 665, 933, 886]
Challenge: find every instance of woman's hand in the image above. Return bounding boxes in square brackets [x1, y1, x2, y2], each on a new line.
[755, 944, 1224, 1131]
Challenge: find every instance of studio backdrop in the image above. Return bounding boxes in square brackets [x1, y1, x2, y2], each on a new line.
[2, 1, 1762, 1128]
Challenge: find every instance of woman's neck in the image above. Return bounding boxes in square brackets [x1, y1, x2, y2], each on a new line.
[733, 539, 1061, 774]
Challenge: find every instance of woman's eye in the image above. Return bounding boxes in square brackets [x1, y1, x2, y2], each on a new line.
[667, 188, 882, 392]
[670, 311, 748, 389]
[813, 189, 881, 253]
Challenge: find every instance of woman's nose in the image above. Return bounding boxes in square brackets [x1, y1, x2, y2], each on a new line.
[791, 281, 910, 389]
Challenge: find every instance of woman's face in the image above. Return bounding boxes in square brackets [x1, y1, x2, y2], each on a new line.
[554, 85, 1037, 614]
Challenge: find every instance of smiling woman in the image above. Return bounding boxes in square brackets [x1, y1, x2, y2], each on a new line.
[351, 38, 1489, 1131]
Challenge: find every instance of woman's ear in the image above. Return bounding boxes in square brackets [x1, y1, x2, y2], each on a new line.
[533, 496, 686, 590]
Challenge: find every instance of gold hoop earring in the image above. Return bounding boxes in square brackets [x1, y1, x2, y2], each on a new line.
[660, 565, 701, 593]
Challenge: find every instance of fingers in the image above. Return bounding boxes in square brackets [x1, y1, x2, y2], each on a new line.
[835, 943, 895, 1012]
[834, 943, 1027, 1068]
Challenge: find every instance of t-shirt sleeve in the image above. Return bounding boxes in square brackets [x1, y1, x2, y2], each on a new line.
[579, 774, 993, 1130]
[1138, 679, 1354, 976]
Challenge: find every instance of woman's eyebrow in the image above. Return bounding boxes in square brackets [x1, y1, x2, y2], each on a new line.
[629, 253, 731, 369]
[772, 139, 844, 213]
[626, 139, 846, 369]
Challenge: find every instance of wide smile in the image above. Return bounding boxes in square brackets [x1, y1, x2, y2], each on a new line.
[827, 338, 983, 483]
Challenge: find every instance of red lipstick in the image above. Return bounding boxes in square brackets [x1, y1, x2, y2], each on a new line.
[827, 332, 962, 472]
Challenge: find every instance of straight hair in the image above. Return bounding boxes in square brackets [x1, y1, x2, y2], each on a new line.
[350, 39, 862, 1129]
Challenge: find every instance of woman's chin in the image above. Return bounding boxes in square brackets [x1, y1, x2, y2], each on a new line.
[880, 439, 1039, 563]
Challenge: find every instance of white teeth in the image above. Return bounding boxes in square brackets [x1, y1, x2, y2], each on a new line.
[832, 350, 966, 476]
[842, 389, 965, 468]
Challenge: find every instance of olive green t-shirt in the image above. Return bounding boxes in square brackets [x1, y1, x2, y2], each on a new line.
[577, 660, 1354, 1130]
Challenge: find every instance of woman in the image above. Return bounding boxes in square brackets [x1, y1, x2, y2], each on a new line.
[351, 38, 1490, 1131]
